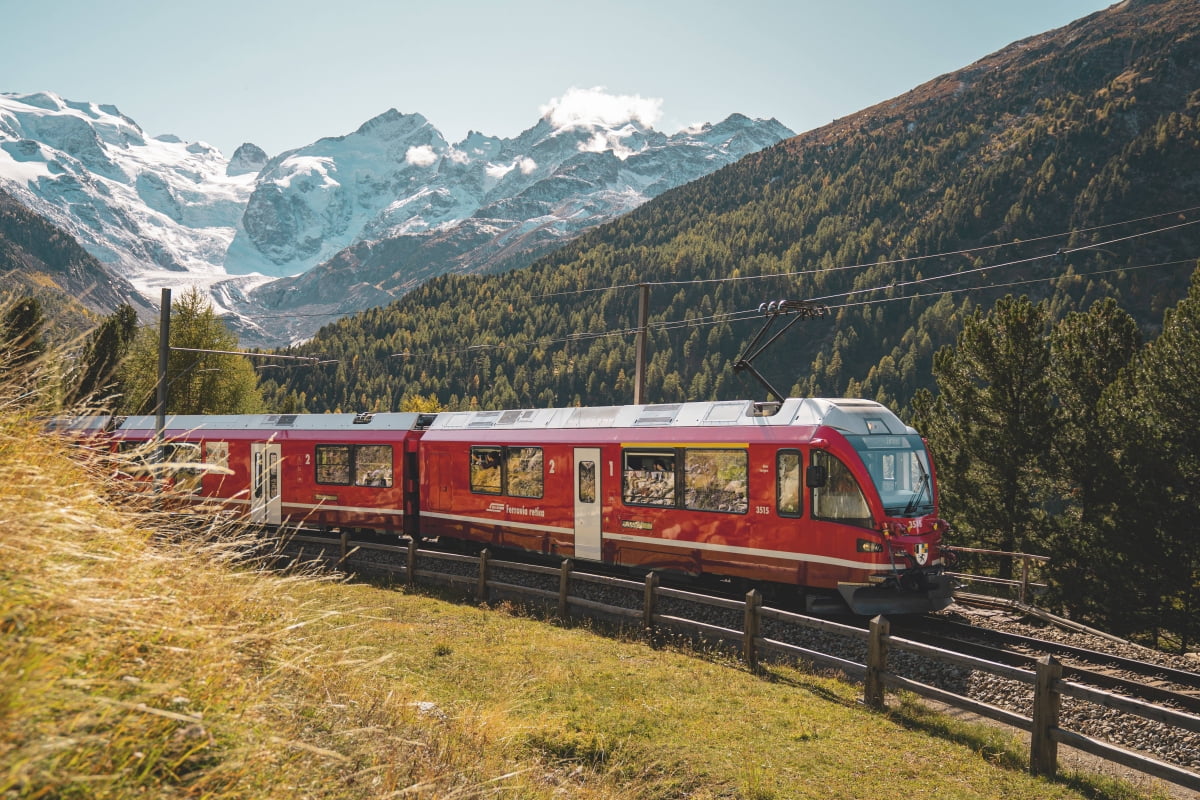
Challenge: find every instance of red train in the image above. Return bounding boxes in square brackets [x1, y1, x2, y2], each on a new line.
[110, 397, 955, 615]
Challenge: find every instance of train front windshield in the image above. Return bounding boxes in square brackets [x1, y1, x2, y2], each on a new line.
[845, 434, 934, 518]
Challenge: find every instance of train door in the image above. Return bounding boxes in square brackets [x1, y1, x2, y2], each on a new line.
[250, 442, 282, 526]
[573, 447, 601, 560]
[433, 451, 453, 510]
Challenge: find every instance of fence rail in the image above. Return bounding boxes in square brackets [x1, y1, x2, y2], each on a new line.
[948, 545, 1050, 603]
[284, 532, 1200, 793]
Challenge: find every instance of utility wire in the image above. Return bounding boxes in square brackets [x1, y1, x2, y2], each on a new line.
[831, 256, 1199, 312]
[257, 204, 1200, 366]
[388, 249, 1198, 365]
[809, 216, 1200, 306]
[525, 204, 1200, 300]
[235, 203, 1200, 317]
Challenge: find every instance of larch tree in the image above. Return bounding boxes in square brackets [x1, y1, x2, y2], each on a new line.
[118, 287, 265, 416]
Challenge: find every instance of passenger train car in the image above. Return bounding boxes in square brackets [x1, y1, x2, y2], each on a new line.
[110, 398, 954, 615]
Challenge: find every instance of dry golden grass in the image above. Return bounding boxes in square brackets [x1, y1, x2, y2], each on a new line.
[0, 386, 535, 797]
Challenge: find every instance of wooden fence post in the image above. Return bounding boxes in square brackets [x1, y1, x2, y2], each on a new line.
[865, 615, 890, 709]
[743, 589, 762, 670]
[558, 559, 573, 619]
[406, 537, 417, 586]
[1031, 654, 1062, 778]
[477, 548, 490, 603]
[643, 571, 659, 634]
[339, 531, 349, 565]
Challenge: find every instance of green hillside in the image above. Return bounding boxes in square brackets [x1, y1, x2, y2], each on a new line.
[261, 0, 1200, 416]
[0, 187, 146, 340]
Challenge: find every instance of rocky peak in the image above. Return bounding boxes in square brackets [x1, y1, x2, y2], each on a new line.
[227, 142, 268, 176]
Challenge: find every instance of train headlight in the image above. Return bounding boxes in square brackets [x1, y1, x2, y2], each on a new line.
[856, 539, 884, 553]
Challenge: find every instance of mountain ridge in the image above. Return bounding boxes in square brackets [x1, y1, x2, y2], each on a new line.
[0, 91, 792, 346]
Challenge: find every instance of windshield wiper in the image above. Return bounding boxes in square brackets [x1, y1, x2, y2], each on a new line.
[903, 472, 930, 516]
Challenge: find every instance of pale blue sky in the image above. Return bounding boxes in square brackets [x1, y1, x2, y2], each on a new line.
[1, 0, 1114, 158]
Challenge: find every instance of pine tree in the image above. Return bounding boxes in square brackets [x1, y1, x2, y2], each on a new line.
[66, 303, 139, 408]
[1, 295, 46, 373]
[913, 295, 1056, 577]
[1101, 265, 1200, 650]
[1044, 298, 1141, 623]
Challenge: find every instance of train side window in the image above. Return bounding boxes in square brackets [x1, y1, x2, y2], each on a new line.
[354, 445, 393, 487]
[166, 441, 204, 494]
[316, 444, 352, 485]
[683, 448, 748, 514]
[207, 441, 229, 471]
[811, 451, 872, 529]
[776, 450, 802, 517]
[470, 446, 503, 495]
[622, 449, 676, 507]
[578, 461, 596, 503]
[505, 446, 543, 498]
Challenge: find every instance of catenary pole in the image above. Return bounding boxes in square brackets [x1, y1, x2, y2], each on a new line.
[633, 283, 648, 405]
[155, 287, 171, 446]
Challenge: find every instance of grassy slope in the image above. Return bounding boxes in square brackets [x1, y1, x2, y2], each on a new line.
[0, 390, 1171, 798]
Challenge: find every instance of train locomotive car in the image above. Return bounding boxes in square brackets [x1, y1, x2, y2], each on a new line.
[112, 412, 431, 536]
[419, 398, 953, 615]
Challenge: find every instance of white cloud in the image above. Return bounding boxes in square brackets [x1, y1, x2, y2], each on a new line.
[577, 129, 638, 160]
[579, 132, 608, 153]
[405, 144, 438, 167]
[446, 147, 470, 165]
[539, 86, 662, 132]
[485, 162, 513, 179]
[486, 156, 537, 179]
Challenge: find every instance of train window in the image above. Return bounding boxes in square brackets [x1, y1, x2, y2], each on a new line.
[622, 449, 676, 507]
[317, 444, 395, 487]
[354, 445, 393, 487]
[811, 451, 872, 529]
[578, 461, 596, 504]
[470, 446, 503, 495]
[683, 448, 748, 514]
[165, 442, 204, 494]
[777, 450, 802, 517]
[505, 447, 544, 498]
[316, 445, 352, 485]
[206, 441, 229, 471]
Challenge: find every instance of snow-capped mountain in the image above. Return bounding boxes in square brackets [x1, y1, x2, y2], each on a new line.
[0, 92, 270, 307]
[0, 90, 793, 347]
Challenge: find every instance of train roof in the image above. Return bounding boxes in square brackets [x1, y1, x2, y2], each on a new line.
[429, 398, 917, 437]
[116, 412, 429, 433]
[113, 399, 917, 438]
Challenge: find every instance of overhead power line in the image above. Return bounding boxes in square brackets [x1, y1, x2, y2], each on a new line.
[525, 204, 1200, 301]
[232, 203, 1200, 320]
[387, 232, 1200, 365]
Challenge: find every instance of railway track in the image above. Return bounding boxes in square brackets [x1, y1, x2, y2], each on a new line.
[893, 615, 1200, 715]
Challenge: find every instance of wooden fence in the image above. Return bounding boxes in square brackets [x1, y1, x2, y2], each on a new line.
[947, 545, 1051, 604]
[288, 533, 1200, 794]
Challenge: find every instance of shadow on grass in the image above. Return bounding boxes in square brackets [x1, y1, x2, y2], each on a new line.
[887, 696, 1174, 800]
